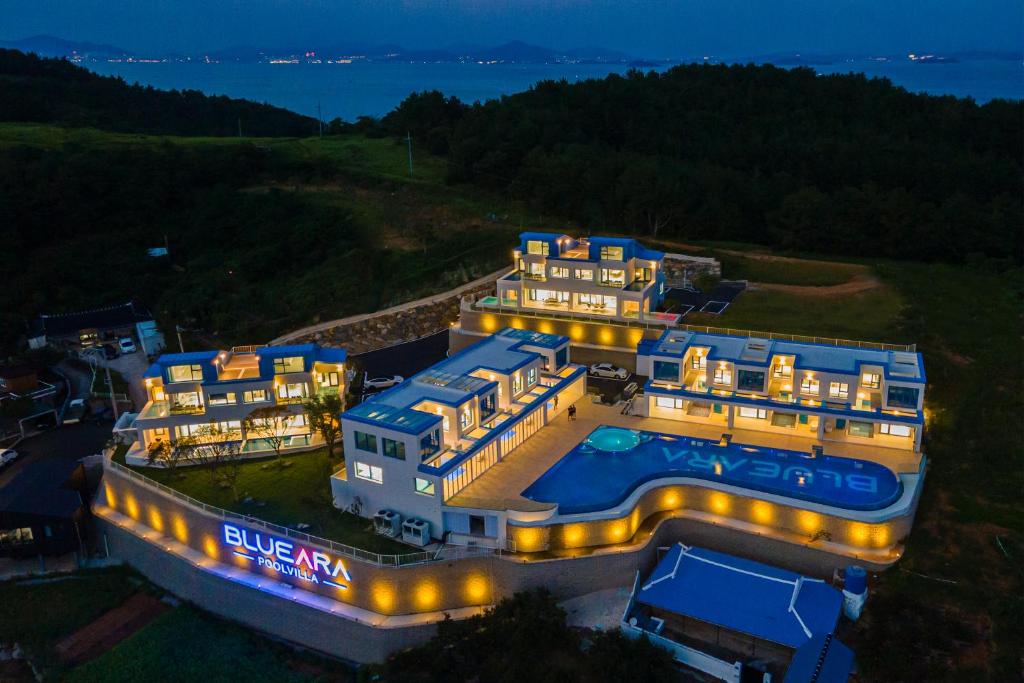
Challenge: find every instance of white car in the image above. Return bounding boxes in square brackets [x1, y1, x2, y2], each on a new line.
[589, 363, 629, 380]
[365, 375, 404, 390]
[118, 337, 137, 354]
[0, 449, 18, 468]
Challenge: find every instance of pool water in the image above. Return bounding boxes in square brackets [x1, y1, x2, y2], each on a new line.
[522, 425, 903, 515]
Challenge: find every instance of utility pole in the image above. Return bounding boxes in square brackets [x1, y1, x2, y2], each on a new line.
[175, 325, 185, 353]
[317, 101, 323, 138]
[405, 131, 413, 176]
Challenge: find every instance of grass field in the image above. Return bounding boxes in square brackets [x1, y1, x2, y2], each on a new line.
[123, 448, 408, 555]
[712, 251, 866, 286]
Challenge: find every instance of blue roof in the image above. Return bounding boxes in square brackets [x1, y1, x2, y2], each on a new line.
[494, 326, 568, 350]
[517, 232, 664, 263]
[784, 634, 855, 683]
[637, 544, 842, 649]
[154, 350, 219, 364]
[315, 347, 348, 363]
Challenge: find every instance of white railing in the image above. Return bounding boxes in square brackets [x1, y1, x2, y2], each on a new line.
[670, 325, 915, 352]
[467, 298, 680, 331]
[105, 455, 502, 568]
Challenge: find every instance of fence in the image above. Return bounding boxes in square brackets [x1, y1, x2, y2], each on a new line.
[105, 456, 500, 568]
[670, 324, 915, 352]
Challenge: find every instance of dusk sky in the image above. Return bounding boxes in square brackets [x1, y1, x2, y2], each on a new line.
[3, 0, 1021, 57]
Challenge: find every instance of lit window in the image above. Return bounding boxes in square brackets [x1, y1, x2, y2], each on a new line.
[526, 240, 549, 256]
[414, 478, 436, 496]
[527, 367, 537, 386]
[168, 364, 203, 383]
[273, 356, 305, 374]
[655, 396, 682, 409]
[801, 376, 820, 395]
[600, 268, 626, 286]
[459, 404, 474, 430]
[600, 245, 624, 260]
[243, 389, 268, 403]
[773, 364, 793, 379]
[170, 392, 202, 412]
[354, 462, 383, 484]
[208, 392, 236, 406]
[574, 269, 593, 280]
[738, 407, 768, 419]
[512, 373, 523, 395]
[829, 382, 850, 400]
[276, 382, 308, 400]
[879, 423, 912, 437]
[550, 266, 569, 279]
[713, 367, 732, 385]
[861, 373, 880, 389]
[690, 354, 707, 369]
[317, 371, 339, 386]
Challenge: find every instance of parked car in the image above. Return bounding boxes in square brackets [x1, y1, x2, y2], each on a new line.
[365, 375, 404, 390]
[101, 344, 119, 360]
[0, 449, 18, 468]
[589, 363, 629, 380]
[118, 336, 137, 354]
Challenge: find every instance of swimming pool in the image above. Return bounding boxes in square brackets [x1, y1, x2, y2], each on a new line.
[521, 425, 903, 514]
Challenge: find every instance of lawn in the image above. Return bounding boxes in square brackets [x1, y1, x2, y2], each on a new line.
[0, 568, 143, 679]
[127, 448, 409, 555]
[712, 250, 866, 286]
[65, 605, 345, 683]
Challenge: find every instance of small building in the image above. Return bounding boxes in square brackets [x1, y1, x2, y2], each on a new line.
[126, 343, 347, 465]
[0, 457, 90, 559]
[28, 300, 163, 353]
[622, 543, 853, 682]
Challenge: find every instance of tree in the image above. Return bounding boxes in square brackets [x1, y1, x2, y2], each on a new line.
[303, 393, 343, 460]
[188, 426, 245, 501]
[146, 435, 194, 478]
[243, 405, 290, 466]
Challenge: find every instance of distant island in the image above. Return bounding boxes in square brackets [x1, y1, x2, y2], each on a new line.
[2, 34, 1021, 67]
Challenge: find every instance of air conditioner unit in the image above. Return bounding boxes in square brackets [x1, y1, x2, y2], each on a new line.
[373, 509, 401, 537]
[401, 518, 431, 547]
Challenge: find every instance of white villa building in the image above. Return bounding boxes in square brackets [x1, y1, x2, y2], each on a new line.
[126, 344, 346, 465]
[332, 328, 586, 545]
[637, 329, 926, 454]
[491, 232, 670, 322]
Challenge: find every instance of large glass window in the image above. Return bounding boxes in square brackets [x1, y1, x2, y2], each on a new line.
[527, 262, 546, 279]
[550, 266, 569, 279]
[168, 364, 203, 383]
[208, 392, 236, 406]
[573, 268, 593, 281]
[861, 373, 881, 389]
[480, 393, 496, 421]
[800, 376, 820, 395]
[170, 391, 202, 413]
[0, 527, 34, 546]
[414, 478, 436, 496]
[848, 421, 874, 438]
[459, 404, 474, 430]
[276, 382, 308, 401]
[243, 389, 268, 403]
[737, 370, 766, 392]
[528, 289, 568, 303]
[273, 356, 304, 374]
[653, 360, 680, 382]
[599, 268, 626, 286]
[555, 348, 568, 369]
[690, 353, 708, 369]
[600, 245, 624, 260]
[738, 406, 768, 419]
[655, 396, 682, 409]
[512, 373, 523, 395]
[354, 462, 383, 484]
[420, 429, 441, 460]
[887, 385, 920, 409]
[527, 240, 549, 256]
[773, 364, 793, 379]
[382, 437, 406, 460]
[354, 431, 377, 453]
[713, 366, 732, 385]
[829, 382, 850, 400]
[317, 371, 339, 387]
[879, 423, 912, 437]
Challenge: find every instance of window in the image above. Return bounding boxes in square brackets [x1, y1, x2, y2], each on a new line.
[526, 240, 549, 256]
[550, 266, 569, 279]
[420, 429, 441, 460]
[212, 420, 242, 437]
[469, 514, 486, 536]
[829, 382, 850, 400]
[459, 404, 474, 430]
[0, 527, 34, 546]
[442, 414, 451, 432]
[354, 431, 377, 453]
[208, 392, 236, 406]
[527, 367, 537, 386]
[801, 376, 820, 395]
[176, 423, 204, 439]
[480, 393, 496, 421]
[737, 370, 766, 392]
[713, 366, 732, 385]
[317, 371, 339, 387]
[243, 389, 268, 403]
[414, 478, 436, 496]
[574, 268, 593, 280]
[773, 364, 793, 379]
[653, 361, 680, 382]
[512, 373, 523, 395]
[555, 348, 568, 369]
[879, 423, 912, 437]
[848, 421, 874, 438]
[577, 293, 616, 310]
[382, 437, 406, 460]
[528, 288, 568, 302]
[636, 267, 653, 282]
[147, 427, 169, 442]
[600, 245, 624, 261]
[527, 262, 546, 279]
[655, 396, 683, 409]
[170, 391, 202, 413]
[168, 364, 203, 383]
[738, 406, 768, 419]
[887, 385, 920, 409]
[861, 373, 880, 389]
[273, 356, 304, 374]
[599, 268, 626, 286]
[354, 462, 383, 484]
[690, 353, 707, 369]
[276, 382, 308, 401]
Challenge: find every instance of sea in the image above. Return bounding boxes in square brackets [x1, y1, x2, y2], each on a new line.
[85, 58, 1023, 121]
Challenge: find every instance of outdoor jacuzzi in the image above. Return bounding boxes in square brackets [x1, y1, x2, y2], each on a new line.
[521, 425, 903, 515]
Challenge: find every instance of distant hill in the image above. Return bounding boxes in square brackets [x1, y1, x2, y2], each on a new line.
[0, 49, 316, 136]
[0, 34, 128, 58]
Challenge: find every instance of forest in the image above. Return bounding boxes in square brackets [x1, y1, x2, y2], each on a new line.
[0, 49, 316, 136]
[381, 64, 1023, 265]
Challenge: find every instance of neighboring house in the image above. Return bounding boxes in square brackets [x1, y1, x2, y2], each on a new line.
[0, 458, 91, 559]
[331, 328, 586, 543]
[126, 344, 346, 466]
[637, 329, 926, 454]
[492, 232, 668, 322]
[621, 543, 854, 682]
[27, 300, 165, 354]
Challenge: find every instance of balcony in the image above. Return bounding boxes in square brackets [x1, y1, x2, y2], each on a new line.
[136, 400, 170, 420]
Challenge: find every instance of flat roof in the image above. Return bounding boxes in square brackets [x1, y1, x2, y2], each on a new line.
[636, 544, 842, 649]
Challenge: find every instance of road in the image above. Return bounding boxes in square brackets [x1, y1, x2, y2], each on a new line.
[0, 422, 111, 489]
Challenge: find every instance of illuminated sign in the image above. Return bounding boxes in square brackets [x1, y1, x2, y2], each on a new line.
[222, 523, 351, 589]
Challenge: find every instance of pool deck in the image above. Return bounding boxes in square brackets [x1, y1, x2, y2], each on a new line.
[445, 398, 923, 514]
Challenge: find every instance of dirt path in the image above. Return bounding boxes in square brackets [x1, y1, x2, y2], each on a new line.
[55, 593, 169, 665]
[748, 272, 883, 298]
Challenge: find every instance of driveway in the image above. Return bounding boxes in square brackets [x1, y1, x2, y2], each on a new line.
[349, 330, 449, 402]
[106, 352, 150, 411]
